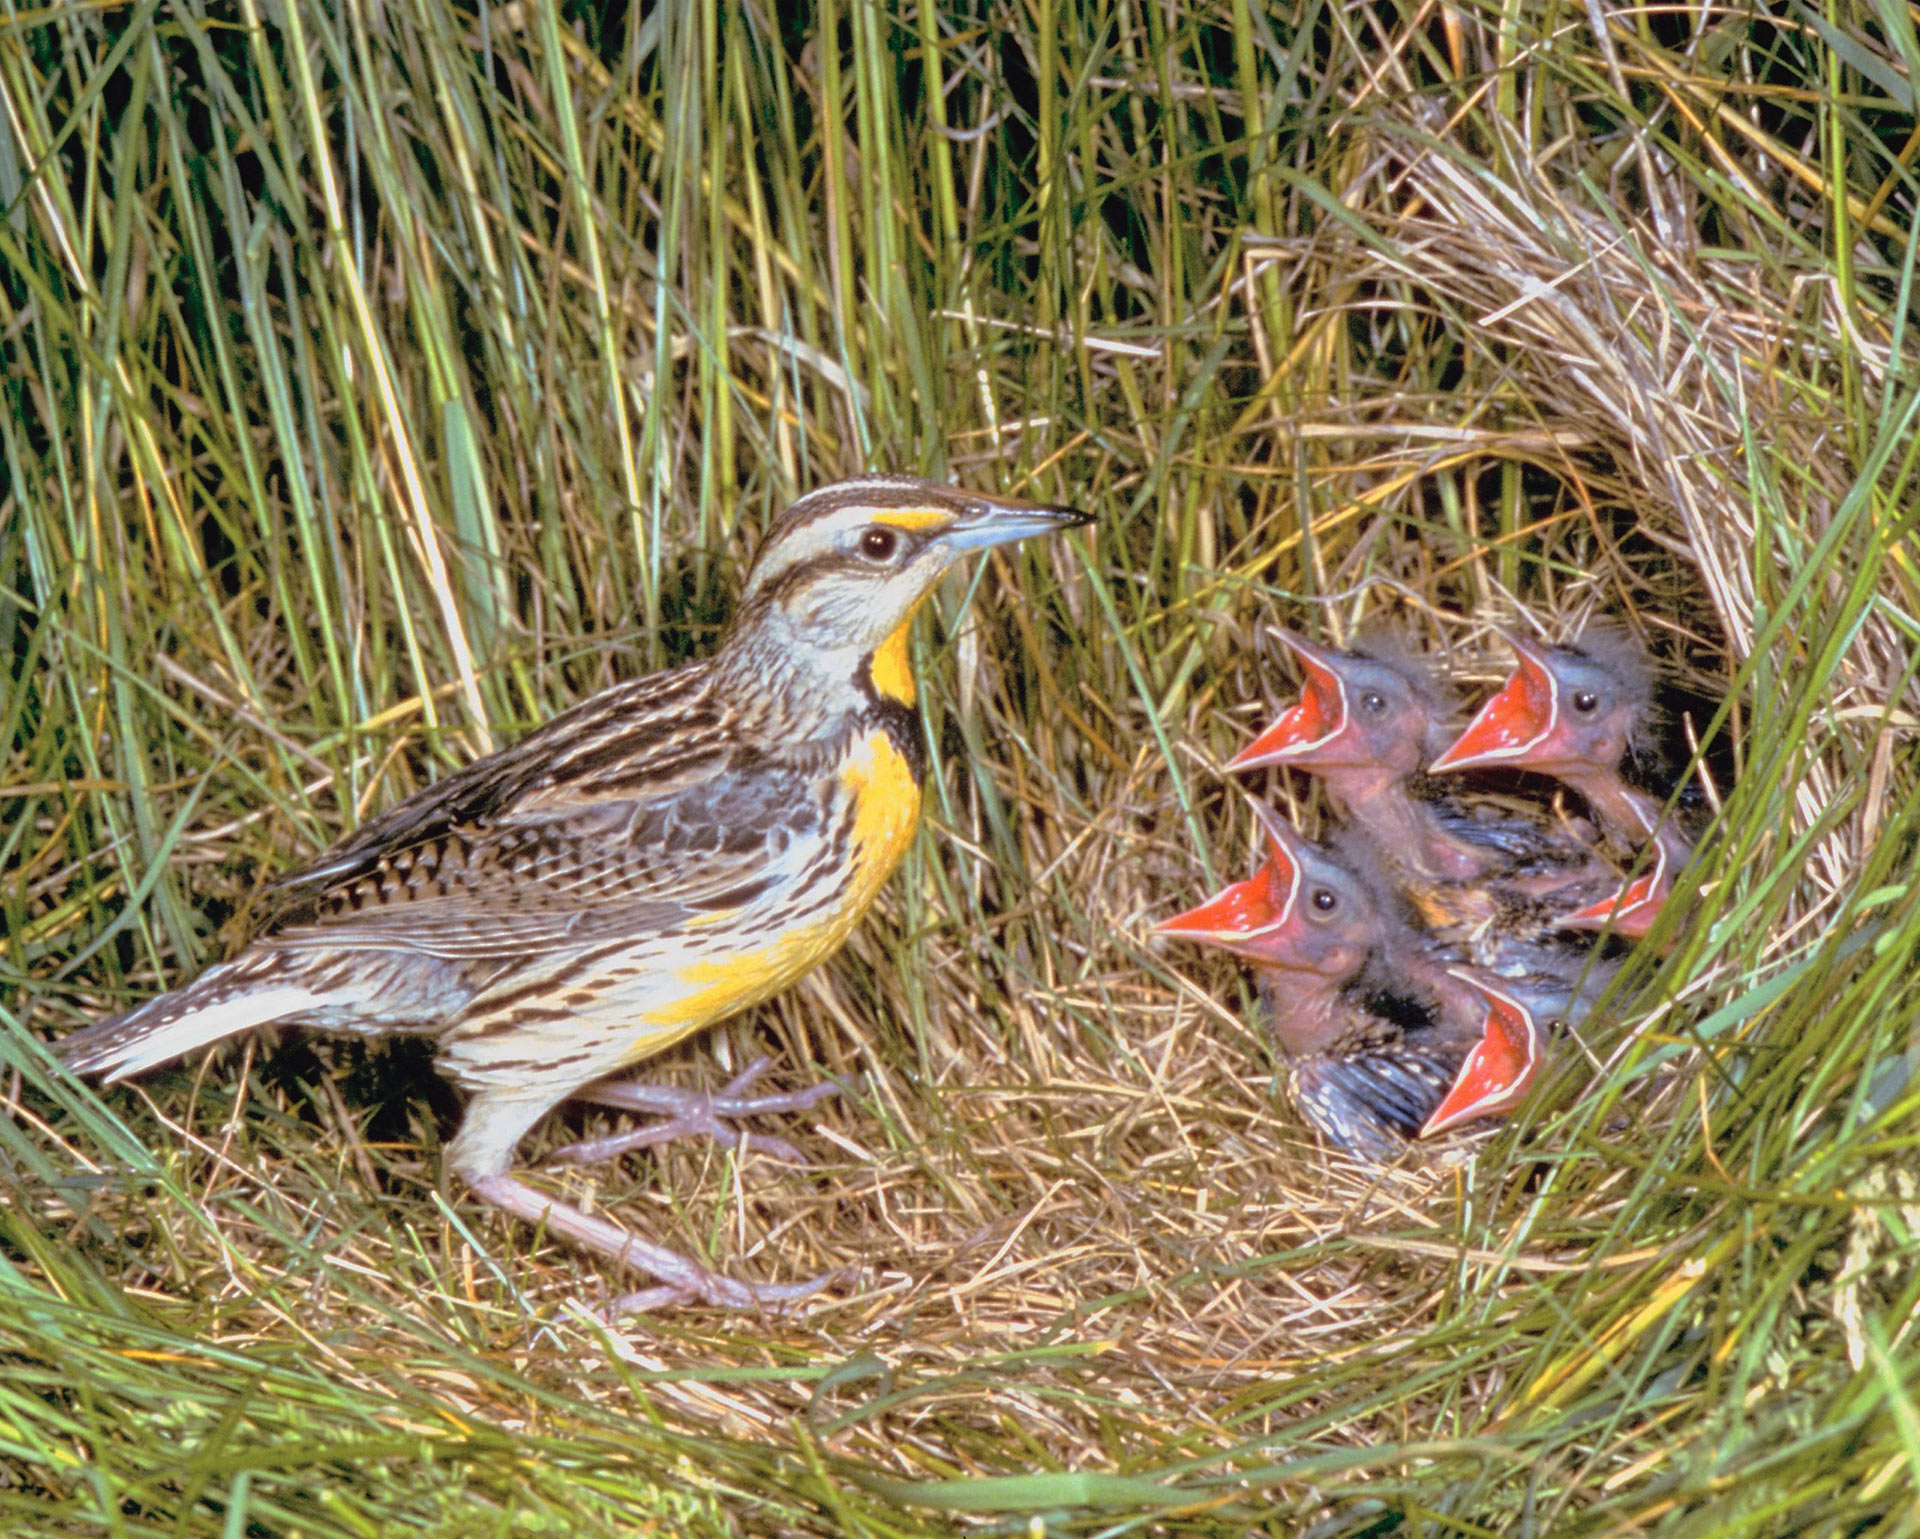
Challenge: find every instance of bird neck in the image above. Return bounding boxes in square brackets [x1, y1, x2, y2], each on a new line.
[1559, 767, 1661, 846]
[713, 612, 877, 738]
[1337, 776, 1500, 883]
[1387, 941, 1488, 1034]
[720, 588, 929, 715]
[709, 601, 930, 790]
[1257, 968, 1356, 1057]
[1318, 764, 1402, 815]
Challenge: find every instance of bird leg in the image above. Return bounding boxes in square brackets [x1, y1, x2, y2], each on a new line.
[551, 1056, 839, 1167]
[462, 1171, 841, 1313]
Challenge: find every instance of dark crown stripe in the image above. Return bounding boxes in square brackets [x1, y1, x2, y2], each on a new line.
[772, 475, 963, 534]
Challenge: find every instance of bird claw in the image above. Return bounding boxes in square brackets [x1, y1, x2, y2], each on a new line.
[552, 1123, 811, 1166]
[553, 1057, 840, 1166]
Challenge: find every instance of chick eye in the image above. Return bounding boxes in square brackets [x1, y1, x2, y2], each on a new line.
[1359, 690, 1387, 714]
[1310, 887, 1339, 913]
[1572, 689, 1599, 714]
[859, 527, 900, 562]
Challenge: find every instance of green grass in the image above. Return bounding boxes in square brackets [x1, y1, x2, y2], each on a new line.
[3, 0, 1918, 1532]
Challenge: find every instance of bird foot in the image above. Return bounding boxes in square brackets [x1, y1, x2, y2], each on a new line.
[552, 1057, 839, 1167]
[463, 1171, 843, 1313]
[597, 1267, 847, 1319]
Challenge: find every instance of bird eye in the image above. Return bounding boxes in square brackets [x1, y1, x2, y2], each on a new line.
[1359, 690, 1387, 714]
[859, 527, 900, 562]
[1310, 887, 1339, 913]
[1572, 690, 1599, 713]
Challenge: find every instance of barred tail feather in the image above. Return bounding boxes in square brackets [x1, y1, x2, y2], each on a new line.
[59, 966, 322, 1084]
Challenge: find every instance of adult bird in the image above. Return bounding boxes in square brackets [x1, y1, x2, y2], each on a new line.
[1429, 627, 1695, 938]
[59, 475, 1090, 1310]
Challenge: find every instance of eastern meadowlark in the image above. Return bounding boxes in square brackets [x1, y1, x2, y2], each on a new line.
[1155, 803, 1477, 1159]
[59, 475, 1089, 1308]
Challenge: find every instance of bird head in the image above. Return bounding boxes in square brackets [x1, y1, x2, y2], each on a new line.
[733, 476, 1089, 704]
[1428, 628, 1650, 782]
[1155, 803, 1379, 982]
[1229, 629, 1444, 784]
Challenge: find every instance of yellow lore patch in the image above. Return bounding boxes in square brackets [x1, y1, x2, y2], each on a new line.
[870, 507, 954, 533]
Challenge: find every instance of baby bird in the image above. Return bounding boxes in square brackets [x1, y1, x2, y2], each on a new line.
[1229, 629, 1497, 882]
[1228, 628, 1619, 951]
[1156, 803, 1488, 1160]
[1431, 628, 1696, 938]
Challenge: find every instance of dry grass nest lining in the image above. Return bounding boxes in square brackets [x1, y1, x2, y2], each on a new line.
[30, 126, 1901, 1477]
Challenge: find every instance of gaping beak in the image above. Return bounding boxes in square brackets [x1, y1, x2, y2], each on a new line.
[1429, 631, 1560, 774]
[1229, 631, 1351, 772]
[1558, 840, 1672, 938]
[1420, 971, 1542, 1137]
[1155, 803, 1303, 952]
[1154, 874, 1283, 948]
[938, 493, 1093, 553]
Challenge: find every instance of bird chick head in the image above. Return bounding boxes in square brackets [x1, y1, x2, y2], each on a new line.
[1429, 626, 1653, 781]
[1156, 803, 1381, 983]
[1230, 629, 1450, 781]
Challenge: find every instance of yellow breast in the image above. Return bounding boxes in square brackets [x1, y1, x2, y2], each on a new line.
[636, 728, 922, 1038]
[836, 725, 924, 912]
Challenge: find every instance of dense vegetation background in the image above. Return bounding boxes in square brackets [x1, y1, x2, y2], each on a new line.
[2, 0, 1916, 1532]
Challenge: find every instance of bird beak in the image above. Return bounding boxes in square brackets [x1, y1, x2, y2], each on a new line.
[1154, 874, 1281, 947]
[1155, 803, 1303, 951]
[1558, 841, 1672, 938]
[1429, 631, 1561, 773]
[937, 493, 1092, 553]
[1229, 631, 1351, 771]
[1420, 971, 1542, 1137]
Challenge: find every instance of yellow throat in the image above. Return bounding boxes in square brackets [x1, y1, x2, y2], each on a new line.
[867, 612, 918, 706]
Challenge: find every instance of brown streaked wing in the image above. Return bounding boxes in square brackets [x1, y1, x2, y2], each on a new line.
[255, 762, 830, 961]
[269, 660, 727, 898]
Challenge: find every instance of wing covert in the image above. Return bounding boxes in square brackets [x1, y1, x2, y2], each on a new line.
[256, 739, 825, 961]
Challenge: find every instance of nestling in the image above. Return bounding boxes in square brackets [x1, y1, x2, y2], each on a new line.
[1431, 627, 1696, 938]
[1156, 803, 1489, 1161]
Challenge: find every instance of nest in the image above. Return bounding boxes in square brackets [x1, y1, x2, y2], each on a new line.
[15, 99, 1911, 1534]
